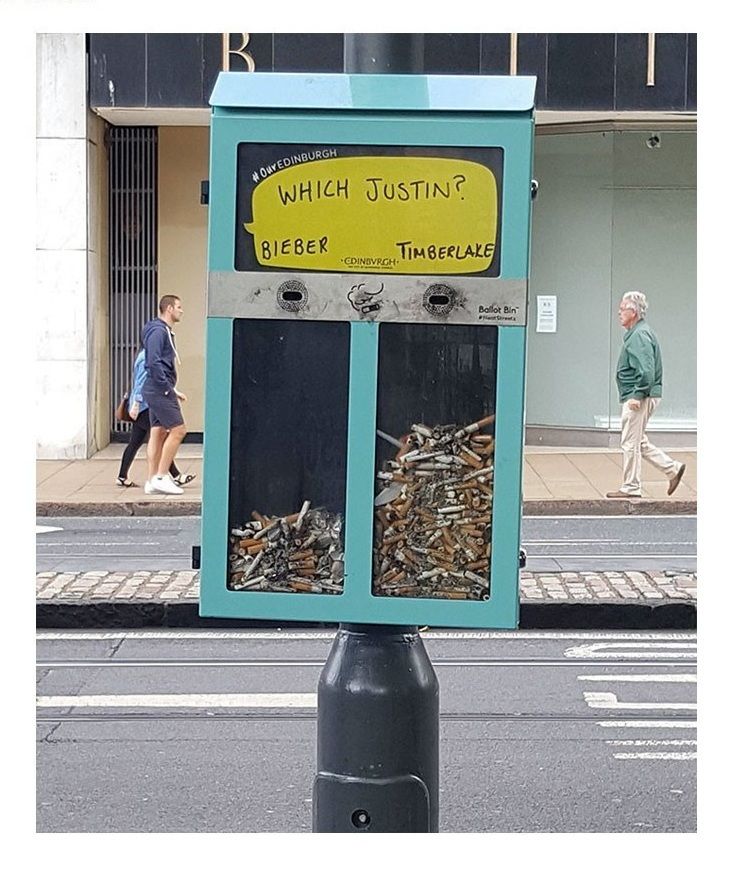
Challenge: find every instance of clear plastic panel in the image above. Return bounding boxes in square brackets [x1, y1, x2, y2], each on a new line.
[373, 323, 498, 601]
[227, 319, 349, 594]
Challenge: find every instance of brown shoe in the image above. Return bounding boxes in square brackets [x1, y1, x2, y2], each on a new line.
[606, 490, 641, 498]
[667, 463, 686, 496]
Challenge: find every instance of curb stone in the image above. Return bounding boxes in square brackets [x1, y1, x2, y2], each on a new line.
[36, 599, 696, 631]
[36, 499, 696, 518]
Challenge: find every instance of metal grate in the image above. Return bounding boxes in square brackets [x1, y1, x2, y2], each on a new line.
[108, 126, 158, 436]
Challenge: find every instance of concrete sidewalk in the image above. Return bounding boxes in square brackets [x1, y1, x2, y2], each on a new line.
[36, 443, 697, 516]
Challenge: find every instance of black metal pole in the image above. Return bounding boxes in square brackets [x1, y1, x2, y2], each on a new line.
[344, 33, 425, 74]
[312, 33, 439, 833]
[313, 623, 439, 831]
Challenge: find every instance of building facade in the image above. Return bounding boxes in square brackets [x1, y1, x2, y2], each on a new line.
[36, 33, 697, 458]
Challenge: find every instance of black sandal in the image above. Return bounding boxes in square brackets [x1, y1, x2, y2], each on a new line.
[116, 477, 136, 488]
[173, 473, 196, 486]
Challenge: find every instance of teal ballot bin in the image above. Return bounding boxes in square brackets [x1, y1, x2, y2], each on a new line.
[200, 72, 535, 630]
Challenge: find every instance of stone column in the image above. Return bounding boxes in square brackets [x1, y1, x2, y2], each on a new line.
[36, 33, 91, 458]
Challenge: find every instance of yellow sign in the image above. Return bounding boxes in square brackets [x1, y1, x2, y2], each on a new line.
[244, 156, 498, 274]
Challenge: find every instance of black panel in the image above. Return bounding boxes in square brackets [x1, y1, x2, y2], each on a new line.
[89, 34, 146, 107]
[616, 33, 687, 110]
[687, 33, 696, 110]
[273, 33, 343, 72]
[479, 34, 510, 74]
[202, 34, 222, 105]
[517, 33, 547, 108]
[547, 33, 615, 109]
[147, 34, 204, 107]
[247, 33, 274, 72]
[424, 34, 481, 74]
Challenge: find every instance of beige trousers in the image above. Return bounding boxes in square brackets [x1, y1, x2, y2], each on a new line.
[619, 397, 681, 495]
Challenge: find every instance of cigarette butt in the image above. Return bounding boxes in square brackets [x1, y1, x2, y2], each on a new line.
[294, 500, 311, 531]
[394, 498, 413, 517]
[251, 511, 267, 525]
[289, 580, 315, 592]
[289, 549, 314, 561]
[401, 549, 421, 567]
[459, 449, 483, 469]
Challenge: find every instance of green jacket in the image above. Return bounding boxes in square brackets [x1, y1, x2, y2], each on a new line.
[615, 319, 663, 403]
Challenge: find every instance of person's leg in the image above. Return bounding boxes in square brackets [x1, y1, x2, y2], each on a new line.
[119, 411, 150, 480]
[169, 459, 181, 479]
[639, 398, 682, 480]
[619, 400, 645, 495]
[147, 425, 166, 483]
[157, 423, 187, 477]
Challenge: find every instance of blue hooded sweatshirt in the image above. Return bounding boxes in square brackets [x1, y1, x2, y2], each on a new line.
[141, 318, 179, 396]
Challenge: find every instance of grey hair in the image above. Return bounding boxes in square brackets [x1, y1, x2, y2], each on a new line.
[621, 291, 648, 319]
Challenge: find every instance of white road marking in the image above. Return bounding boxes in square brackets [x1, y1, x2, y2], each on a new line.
[566, 642, 696, 659]
[526, 539, 622, 544]
[527, 556, 697, 574]
[525, 540, 695, 546]
[597, 720, 696, 729]
[606, 740, 696, 746]
[578, 674, 696, 683]
[584, 691, 696, 711]
[612, 752, 696, 760]
[36, 630, 697, 642]
[523, 515, 696, 521]
[36, 693, 317, 708]
[37, 542, 166, 547]
[36, 526, 64, 534]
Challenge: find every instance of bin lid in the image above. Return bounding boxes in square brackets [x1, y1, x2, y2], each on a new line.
[210, 72, 536, 113]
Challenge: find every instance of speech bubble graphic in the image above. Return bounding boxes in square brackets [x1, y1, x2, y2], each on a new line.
[243, 156, 498, 274]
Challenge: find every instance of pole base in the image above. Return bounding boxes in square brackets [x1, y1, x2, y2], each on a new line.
[314, 773, 430, 833]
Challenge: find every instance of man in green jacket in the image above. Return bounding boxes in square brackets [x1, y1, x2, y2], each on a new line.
[607, 291, 686, 499]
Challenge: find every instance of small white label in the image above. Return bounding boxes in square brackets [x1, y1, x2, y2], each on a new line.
[536, 295, 557, 333]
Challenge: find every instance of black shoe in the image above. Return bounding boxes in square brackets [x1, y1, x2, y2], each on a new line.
[173, 473, 197, 486]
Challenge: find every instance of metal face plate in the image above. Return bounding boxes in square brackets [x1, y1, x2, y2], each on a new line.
[208, 270, 527, 326]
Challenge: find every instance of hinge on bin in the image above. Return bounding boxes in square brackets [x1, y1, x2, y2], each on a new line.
[519, 547, 527, 569]
[192, 545, 201, 569]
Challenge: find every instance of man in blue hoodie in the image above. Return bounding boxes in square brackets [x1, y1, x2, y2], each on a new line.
[141, 295, 188, 495]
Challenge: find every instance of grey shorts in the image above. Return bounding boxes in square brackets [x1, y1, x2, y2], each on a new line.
[145, 390, 184, 430]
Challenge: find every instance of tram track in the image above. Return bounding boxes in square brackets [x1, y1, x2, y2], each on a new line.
[36, 710, 698, 724]
[36, 655, 697, 669]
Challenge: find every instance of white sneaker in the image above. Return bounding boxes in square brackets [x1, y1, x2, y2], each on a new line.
[149, 474, 183, 495]
[144, 480, 155, 494]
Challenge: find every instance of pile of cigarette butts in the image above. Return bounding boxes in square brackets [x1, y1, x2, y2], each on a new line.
[373, 415, 495, 600]
[228, 501, 344, 594]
